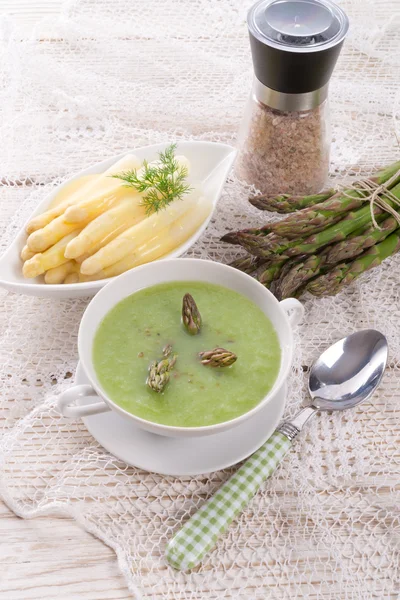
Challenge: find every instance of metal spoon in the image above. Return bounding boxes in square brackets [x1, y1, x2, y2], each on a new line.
[166, 329, 388, 571]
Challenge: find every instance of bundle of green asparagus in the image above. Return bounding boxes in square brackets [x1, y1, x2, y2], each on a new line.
[224, 160, 400, 299]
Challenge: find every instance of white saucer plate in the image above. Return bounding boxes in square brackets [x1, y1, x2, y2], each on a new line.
[0, 141, 236, 298]
[76, 362, 287, 476]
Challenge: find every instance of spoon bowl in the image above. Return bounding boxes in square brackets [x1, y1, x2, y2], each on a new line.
[309, 329, 388, 411]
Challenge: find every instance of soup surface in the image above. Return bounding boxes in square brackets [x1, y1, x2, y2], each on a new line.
[93, 281, 281, 427]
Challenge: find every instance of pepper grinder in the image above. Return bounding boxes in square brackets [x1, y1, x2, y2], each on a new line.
[236, 0, 349, 198]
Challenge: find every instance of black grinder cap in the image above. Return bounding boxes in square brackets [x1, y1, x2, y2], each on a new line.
[248, 0, 349, 95]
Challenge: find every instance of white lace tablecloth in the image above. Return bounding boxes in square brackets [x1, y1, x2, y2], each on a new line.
[0, 1, 399, 598]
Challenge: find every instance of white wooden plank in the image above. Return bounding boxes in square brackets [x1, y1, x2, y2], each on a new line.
[0, 1, 63, 19]
[0, 501, 132, 600]
[0, 1, 64, 36]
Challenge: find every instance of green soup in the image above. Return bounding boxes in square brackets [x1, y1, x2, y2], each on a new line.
[93, 281, 281, 427]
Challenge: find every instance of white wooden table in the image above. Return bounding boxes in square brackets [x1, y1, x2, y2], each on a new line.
[0, 4, 132, 599]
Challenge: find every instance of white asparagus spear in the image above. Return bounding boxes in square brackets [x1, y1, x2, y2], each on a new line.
[21, 245, 35, 261]
[64, 272, 80, 284]
[74, 226, 125, 264]
[74, 210, 149, 263]
[27, 214, 82, 253]
[44, 260, 79, 284]
[25, 154, 141, 234]
[23, 230, 82, 278]
[47, 174, 98, 209]
[80, 197, 211, 281]
[80, 190, 199, 275]
[64, 192, 146, 259]
[64, 155, 190, 224]
[26, 201, 80, 236]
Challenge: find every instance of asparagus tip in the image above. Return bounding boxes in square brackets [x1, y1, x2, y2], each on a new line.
[182, 293, 202, 335]
[198, 347, 237, 368]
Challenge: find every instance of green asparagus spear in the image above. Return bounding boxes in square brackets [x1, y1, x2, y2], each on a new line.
[268, 192, 363, 238]
[222, 209, 390, 260]
[260, 215, 400, 299]
[249, 189, 336, 213]
[229, 255, 264, 274]
[268, 161, 400, 239]
[306, 230, 400, 297]
[272, 252, 330, 300]
[198, 347, 237, 368]
[285, 191, 400, 259]
[368, 160, 400, 185]
[324, 215, 399, 264]
[274, 217, 399, 298]
[222, 161, 400, 254]
[258, 260, 286, 286]
[249, 160, 400, 216]
[240, 181, 400, 261]
[221, 226, 270, 245]
[147, 352, 178, 393]
[163, 344, 173, 357]
[223, 231, 300, 257]
[182, 293, 202, 335]
[305, 264, 349, 297]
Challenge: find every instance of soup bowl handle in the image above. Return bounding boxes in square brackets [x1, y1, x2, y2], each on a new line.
[57, 384, 111, 419]
[279, 298, 304, 328]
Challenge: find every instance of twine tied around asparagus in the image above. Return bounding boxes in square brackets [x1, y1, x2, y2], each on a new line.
[341, 167, 400, 230]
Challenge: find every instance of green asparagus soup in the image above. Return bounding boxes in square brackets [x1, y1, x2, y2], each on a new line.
[93, 282, 281, 427]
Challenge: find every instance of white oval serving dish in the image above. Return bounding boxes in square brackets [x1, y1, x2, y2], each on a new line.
[0, 141, 236, 298]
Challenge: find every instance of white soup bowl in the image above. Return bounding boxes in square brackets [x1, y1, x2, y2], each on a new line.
[57, 258, 304, 438]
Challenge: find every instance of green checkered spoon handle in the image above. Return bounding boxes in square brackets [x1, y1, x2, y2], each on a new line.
[165, 409, 315, 572]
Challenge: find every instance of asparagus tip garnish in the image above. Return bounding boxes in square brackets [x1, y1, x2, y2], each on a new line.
[146, 352, 177, 393]
[163, 344, 172, 357]
[198, 347, 237, 368]
[182, 293, 202, 335]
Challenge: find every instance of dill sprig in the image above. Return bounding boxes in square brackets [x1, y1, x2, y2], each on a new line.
[112, 143, 192, 215]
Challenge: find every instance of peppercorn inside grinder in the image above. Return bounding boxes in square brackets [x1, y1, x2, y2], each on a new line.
[236, 0, 349, 197]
